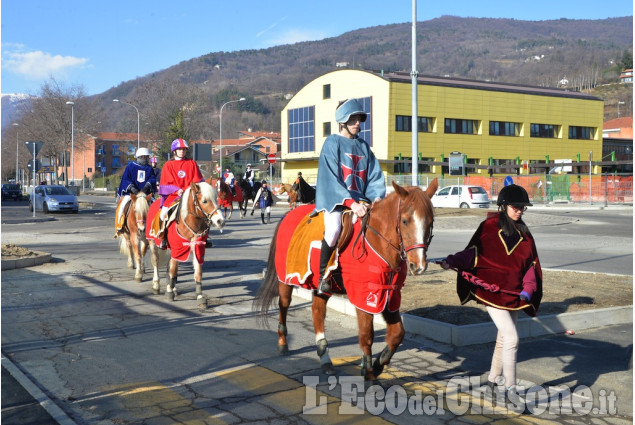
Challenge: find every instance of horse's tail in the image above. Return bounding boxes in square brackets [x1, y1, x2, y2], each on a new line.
[119, 237, 129, 256]
[253, 218, 283, 328]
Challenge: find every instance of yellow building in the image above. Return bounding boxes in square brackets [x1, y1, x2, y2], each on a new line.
[280, 69, 604, 183]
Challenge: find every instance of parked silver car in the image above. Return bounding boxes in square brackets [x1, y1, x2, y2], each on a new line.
[432, 185, 490, 208]
[29, 185, 79, 213]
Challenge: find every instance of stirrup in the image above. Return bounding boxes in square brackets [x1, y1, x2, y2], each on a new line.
[316, 278, 331, 295]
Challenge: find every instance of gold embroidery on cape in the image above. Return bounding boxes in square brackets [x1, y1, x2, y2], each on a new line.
[497, 229, 524, 255]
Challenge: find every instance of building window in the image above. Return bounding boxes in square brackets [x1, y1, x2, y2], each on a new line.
[396, 116, 433, 132]
[323, 84, 331, 99]
[396, 115, 412, 132]
[417, 117, 433, 133]
[112, 144, 120, 156]
[323, 122, 331, 137]
[489, 121, 520, 136]
[355, 96, 372, 146]
[569, 126, 594, 140]
[288, 106, 315, 153]
[393, 156, 412, 173]
[444, 118, 478, 135]
[112, 157, 121, 168]
[88, 168, 92, 173]
[530, 123, 558, 138]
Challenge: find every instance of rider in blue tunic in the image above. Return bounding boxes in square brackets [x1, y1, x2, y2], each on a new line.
[314, 99, 386, 295]
[115, 147, 157, 234]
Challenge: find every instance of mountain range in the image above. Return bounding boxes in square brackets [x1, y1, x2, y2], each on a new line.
[3, 15, 632, 136]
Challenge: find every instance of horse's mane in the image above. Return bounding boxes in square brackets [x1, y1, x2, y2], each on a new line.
[181, 182, 218, 217]
[133, 195, 149, 215]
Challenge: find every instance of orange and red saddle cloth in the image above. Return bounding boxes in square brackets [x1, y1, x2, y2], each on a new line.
[277, 205, 407, 315]
[145, 198, 208, 264]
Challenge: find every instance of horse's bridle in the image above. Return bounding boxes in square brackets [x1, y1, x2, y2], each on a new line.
[182, 185, 220, 236]
[360, 199, 434, 263]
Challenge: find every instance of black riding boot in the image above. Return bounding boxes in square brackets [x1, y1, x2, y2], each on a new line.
[261, 212, 266, 224]
[267, 212, 271, 224]
[317, 239, 336, 295]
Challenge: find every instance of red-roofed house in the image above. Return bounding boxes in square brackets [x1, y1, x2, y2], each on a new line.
[603, 117, 633, 172]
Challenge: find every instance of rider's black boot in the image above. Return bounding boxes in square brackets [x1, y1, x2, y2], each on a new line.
[267, 212, 271, 224]
[316, 239, 336, 295]
[261, 212, 266, 224]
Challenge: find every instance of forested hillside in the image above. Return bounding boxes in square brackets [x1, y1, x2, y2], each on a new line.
[89, 16, 634, 142]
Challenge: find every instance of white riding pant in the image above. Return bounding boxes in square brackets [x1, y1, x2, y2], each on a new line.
[323, 210, 343, 248]
[486, 306, 519, 388]
[118, 195, 131, 220]
[258, 206, 271, 214]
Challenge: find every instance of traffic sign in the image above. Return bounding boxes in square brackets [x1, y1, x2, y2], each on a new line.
[27, 159, 42, 172]
[504, 176, 514, 186]
[267, 153, 276, 164]
[25, 141, 45, 158]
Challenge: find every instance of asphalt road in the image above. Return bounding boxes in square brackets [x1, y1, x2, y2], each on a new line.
[1, 197, 633, 424]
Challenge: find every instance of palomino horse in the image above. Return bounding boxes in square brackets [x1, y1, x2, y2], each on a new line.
[254, 180, 438, 380]
[146, 182, 225, 305]
[117, 193, 152, 282]
[218, 179, 246, 219]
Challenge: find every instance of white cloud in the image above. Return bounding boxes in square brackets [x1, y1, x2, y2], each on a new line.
[2, 47, 89, 79]
[264, 28, 328, 47]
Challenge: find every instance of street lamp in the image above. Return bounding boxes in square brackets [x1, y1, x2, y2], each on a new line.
[219, 98, 246, 174]
[66, 101, 74, 188]
[13, 123, 19, 184]
[113, 99, 140, 150]
[617, 101, 625, 118]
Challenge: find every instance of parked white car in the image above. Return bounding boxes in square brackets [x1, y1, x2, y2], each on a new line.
[432, 185, 490, 208]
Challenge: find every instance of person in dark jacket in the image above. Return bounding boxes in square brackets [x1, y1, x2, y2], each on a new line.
[250, 180, 276, 224]
[439, 184, 542, 404]
[115, 147, 156, 234]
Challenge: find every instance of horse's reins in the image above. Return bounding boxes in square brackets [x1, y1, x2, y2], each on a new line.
[353, 199, 434, 272]
[180, 186, 220, 237]
[353, 199, 434, 266]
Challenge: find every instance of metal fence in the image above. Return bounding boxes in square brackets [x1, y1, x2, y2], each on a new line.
[388, 174, 633, 205]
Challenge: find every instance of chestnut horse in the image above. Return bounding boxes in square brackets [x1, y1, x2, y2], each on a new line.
[146, 182, 225, 306]
[117, 193, 153, 282]
[254, 180, 438, 380]
[218, 179, 246, 219]
[278, 183, 300, 209]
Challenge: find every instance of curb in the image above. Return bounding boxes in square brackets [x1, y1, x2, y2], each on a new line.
[1, 252, 52, 271]
[291, 286, 633, 347]
[1, 355, 78, 425]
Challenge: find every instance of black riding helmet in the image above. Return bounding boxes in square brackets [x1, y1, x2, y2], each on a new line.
[497, 184, 532, 206]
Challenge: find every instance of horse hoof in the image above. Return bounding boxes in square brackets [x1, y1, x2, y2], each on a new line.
[166, 292, 175, 301]
[153, 288, 160, 295]
[134, 277, 142, 283]
[321, 363, 336, 375]
[278, 344, 289, 355]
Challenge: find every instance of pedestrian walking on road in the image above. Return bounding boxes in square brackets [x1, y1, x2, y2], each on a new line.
[439, 184, 543, 402]
[251, 180, 275, 224]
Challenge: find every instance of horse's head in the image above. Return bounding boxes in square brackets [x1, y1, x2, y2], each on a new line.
[183, 182, 225, 230]
[130, 193, 151, 233]
[371, 179, 438, 276]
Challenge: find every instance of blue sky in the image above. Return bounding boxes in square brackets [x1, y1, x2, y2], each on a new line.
[1, 0, 632, 96]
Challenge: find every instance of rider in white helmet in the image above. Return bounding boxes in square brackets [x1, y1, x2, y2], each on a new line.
[115, 147, 157, 235]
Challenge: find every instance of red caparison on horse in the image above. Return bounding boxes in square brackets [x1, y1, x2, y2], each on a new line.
[254, 179, 438, 380]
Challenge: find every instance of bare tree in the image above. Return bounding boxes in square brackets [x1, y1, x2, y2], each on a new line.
[16, 78, 99, 185]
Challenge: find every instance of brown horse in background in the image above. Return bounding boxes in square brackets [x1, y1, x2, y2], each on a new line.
[218, 179, 246, 219]
[117, 193, 153, 282]
[254, 180, 438, 380]
[278, 183, 300, 209]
